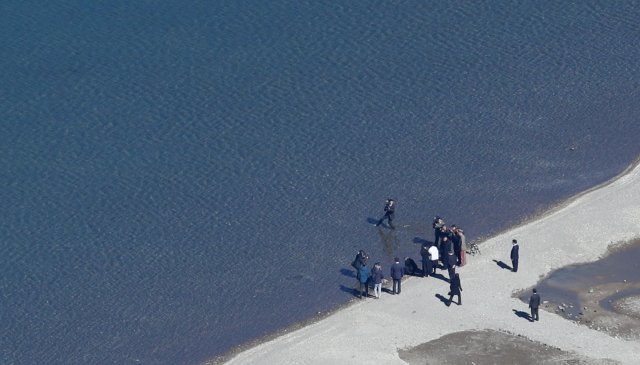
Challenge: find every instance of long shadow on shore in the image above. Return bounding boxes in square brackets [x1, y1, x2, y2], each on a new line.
[339, 284, 359, 298]
[413, 237, 431, 246]
[430, 272, 450, 283]
[513, 309, 532, 322]
[435, 293, 451, 307]
[493, 259, 512, 271]
[340, 268, 356, 278]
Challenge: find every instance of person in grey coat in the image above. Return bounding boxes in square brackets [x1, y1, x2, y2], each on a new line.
[529, 288, 541, 321]
[390, 257, 404, 295]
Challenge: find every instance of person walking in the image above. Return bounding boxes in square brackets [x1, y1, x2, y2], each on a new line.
[371, 262, 384, 299]
[446, 250, 457, 280]
[420, 243, 430, 277]
[448, 273, 462, 306]
[357, 263, 370, 299]
[529, 288, 541, 321]
[510, 239, 519, 272]
[428, 244, 439, 275]
[375, 198, 396, 229]
[390, 257, 404, 295]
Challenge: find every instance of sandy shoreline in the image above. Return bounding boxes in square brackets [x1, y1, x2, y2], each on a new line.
[218, 161, 640, 365]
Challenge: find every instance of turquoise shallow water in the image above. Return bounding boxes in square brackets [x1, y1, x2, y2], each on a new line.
[2, 1, 640, 364]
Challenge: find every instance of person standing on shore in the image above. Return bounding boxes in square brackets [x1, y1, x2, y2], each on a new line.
[452, 226, 467, 266]
[510, 239, 519, 272]
[357, 262, 370, 299]
[375, 198, 396, 229]
[428, 244, 439, 275]
[448, 273, 462, 306]
[371, 262, 384, 299]
[351, 250, 368, 272]
[390, 257, 404, 295]
[529, 288, 541, 321]
[420, 243, 430, 277]
[446, 250, 457, 280]
[433, 216, 444, 247]
[440, 235, 452, 266]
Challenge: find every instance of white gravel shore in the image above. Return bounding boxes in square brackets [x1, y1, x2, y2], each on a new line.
[222, 162, 640, 365]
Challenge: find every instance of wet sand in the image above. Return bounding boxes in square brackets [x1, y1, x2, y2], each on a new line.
[398, 329, 618, 365]
[517, 239, 640, 340]
[221, 162, 640, 365]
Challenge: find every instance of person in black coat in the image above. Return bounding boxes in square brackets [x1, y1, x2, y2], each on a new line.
[432, 216, 444, 247]
[420, 243, 430, 277]
[439, 235, 452, 266]
[446, 250, 457, 281]
[351, 250, 368, 271]
[390, 257, 404, 294]
[510, 239, 519, 272]
[529, 288, 541, 321]
[375, 198, 396, 229]
[448, 273, 462, 306]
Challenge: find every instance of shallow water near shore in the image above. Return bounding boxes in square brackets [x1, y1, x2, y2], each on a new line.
[518, 239, 640, 336]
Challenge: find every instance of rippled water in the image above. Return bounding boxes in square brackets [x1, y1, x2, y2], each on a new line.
[2, 1, 640, 364]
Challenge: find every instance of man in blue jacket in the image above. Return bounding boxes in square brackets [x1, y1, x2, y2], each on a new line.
[357, 263, 370, 299]
[390, 257, 404, 295]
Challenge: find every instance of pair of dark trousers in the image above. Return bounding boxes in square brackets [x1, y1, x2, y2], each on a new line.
[447, 267, 456, 281]
[448, 293, 461, 305]
[359, 282, 369, 298]
[392, 279, 401, 294]
[531, 307, 539, 321]
[431, 260, 439, 273]
[512, 259, 519, 272]
[424, 260, 434, 276]
[376, 212, 394, 228]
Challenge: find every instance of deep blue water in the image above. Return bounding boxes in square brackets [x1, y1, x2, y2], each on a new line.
[2, 1, 640, 364]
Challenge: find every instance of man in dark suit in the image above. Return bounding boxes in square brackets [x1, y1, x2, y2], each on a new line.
[510, 239, 519, 272]
[390, 257, 404, 294]
[420, 243, 430, 277]
[529, 288, 541, 321]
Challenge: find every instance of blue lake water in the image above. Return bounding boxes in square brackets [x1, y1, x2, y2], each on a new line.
[2, 1, 640, 364]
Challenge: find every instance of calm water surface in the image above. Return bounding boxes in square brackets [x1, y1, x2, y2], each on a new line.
[2, 1, 640, 364]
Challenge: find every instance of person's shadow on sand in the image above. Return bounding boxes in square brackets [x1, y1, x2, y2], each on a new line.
[512, 309, 532, 321]
[412, 237, 431, 246]
[430, 272, 450, 283]
[493, 259, 512, 271]
[435, 294, 451, 307]
[340, 268, 356, 278]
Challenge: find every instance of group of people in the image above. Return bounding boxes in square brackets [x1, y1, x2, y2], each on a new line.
[420, 216, 468, 305]
[366, 198, 541, 320]
[352, 251, 405, 299]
